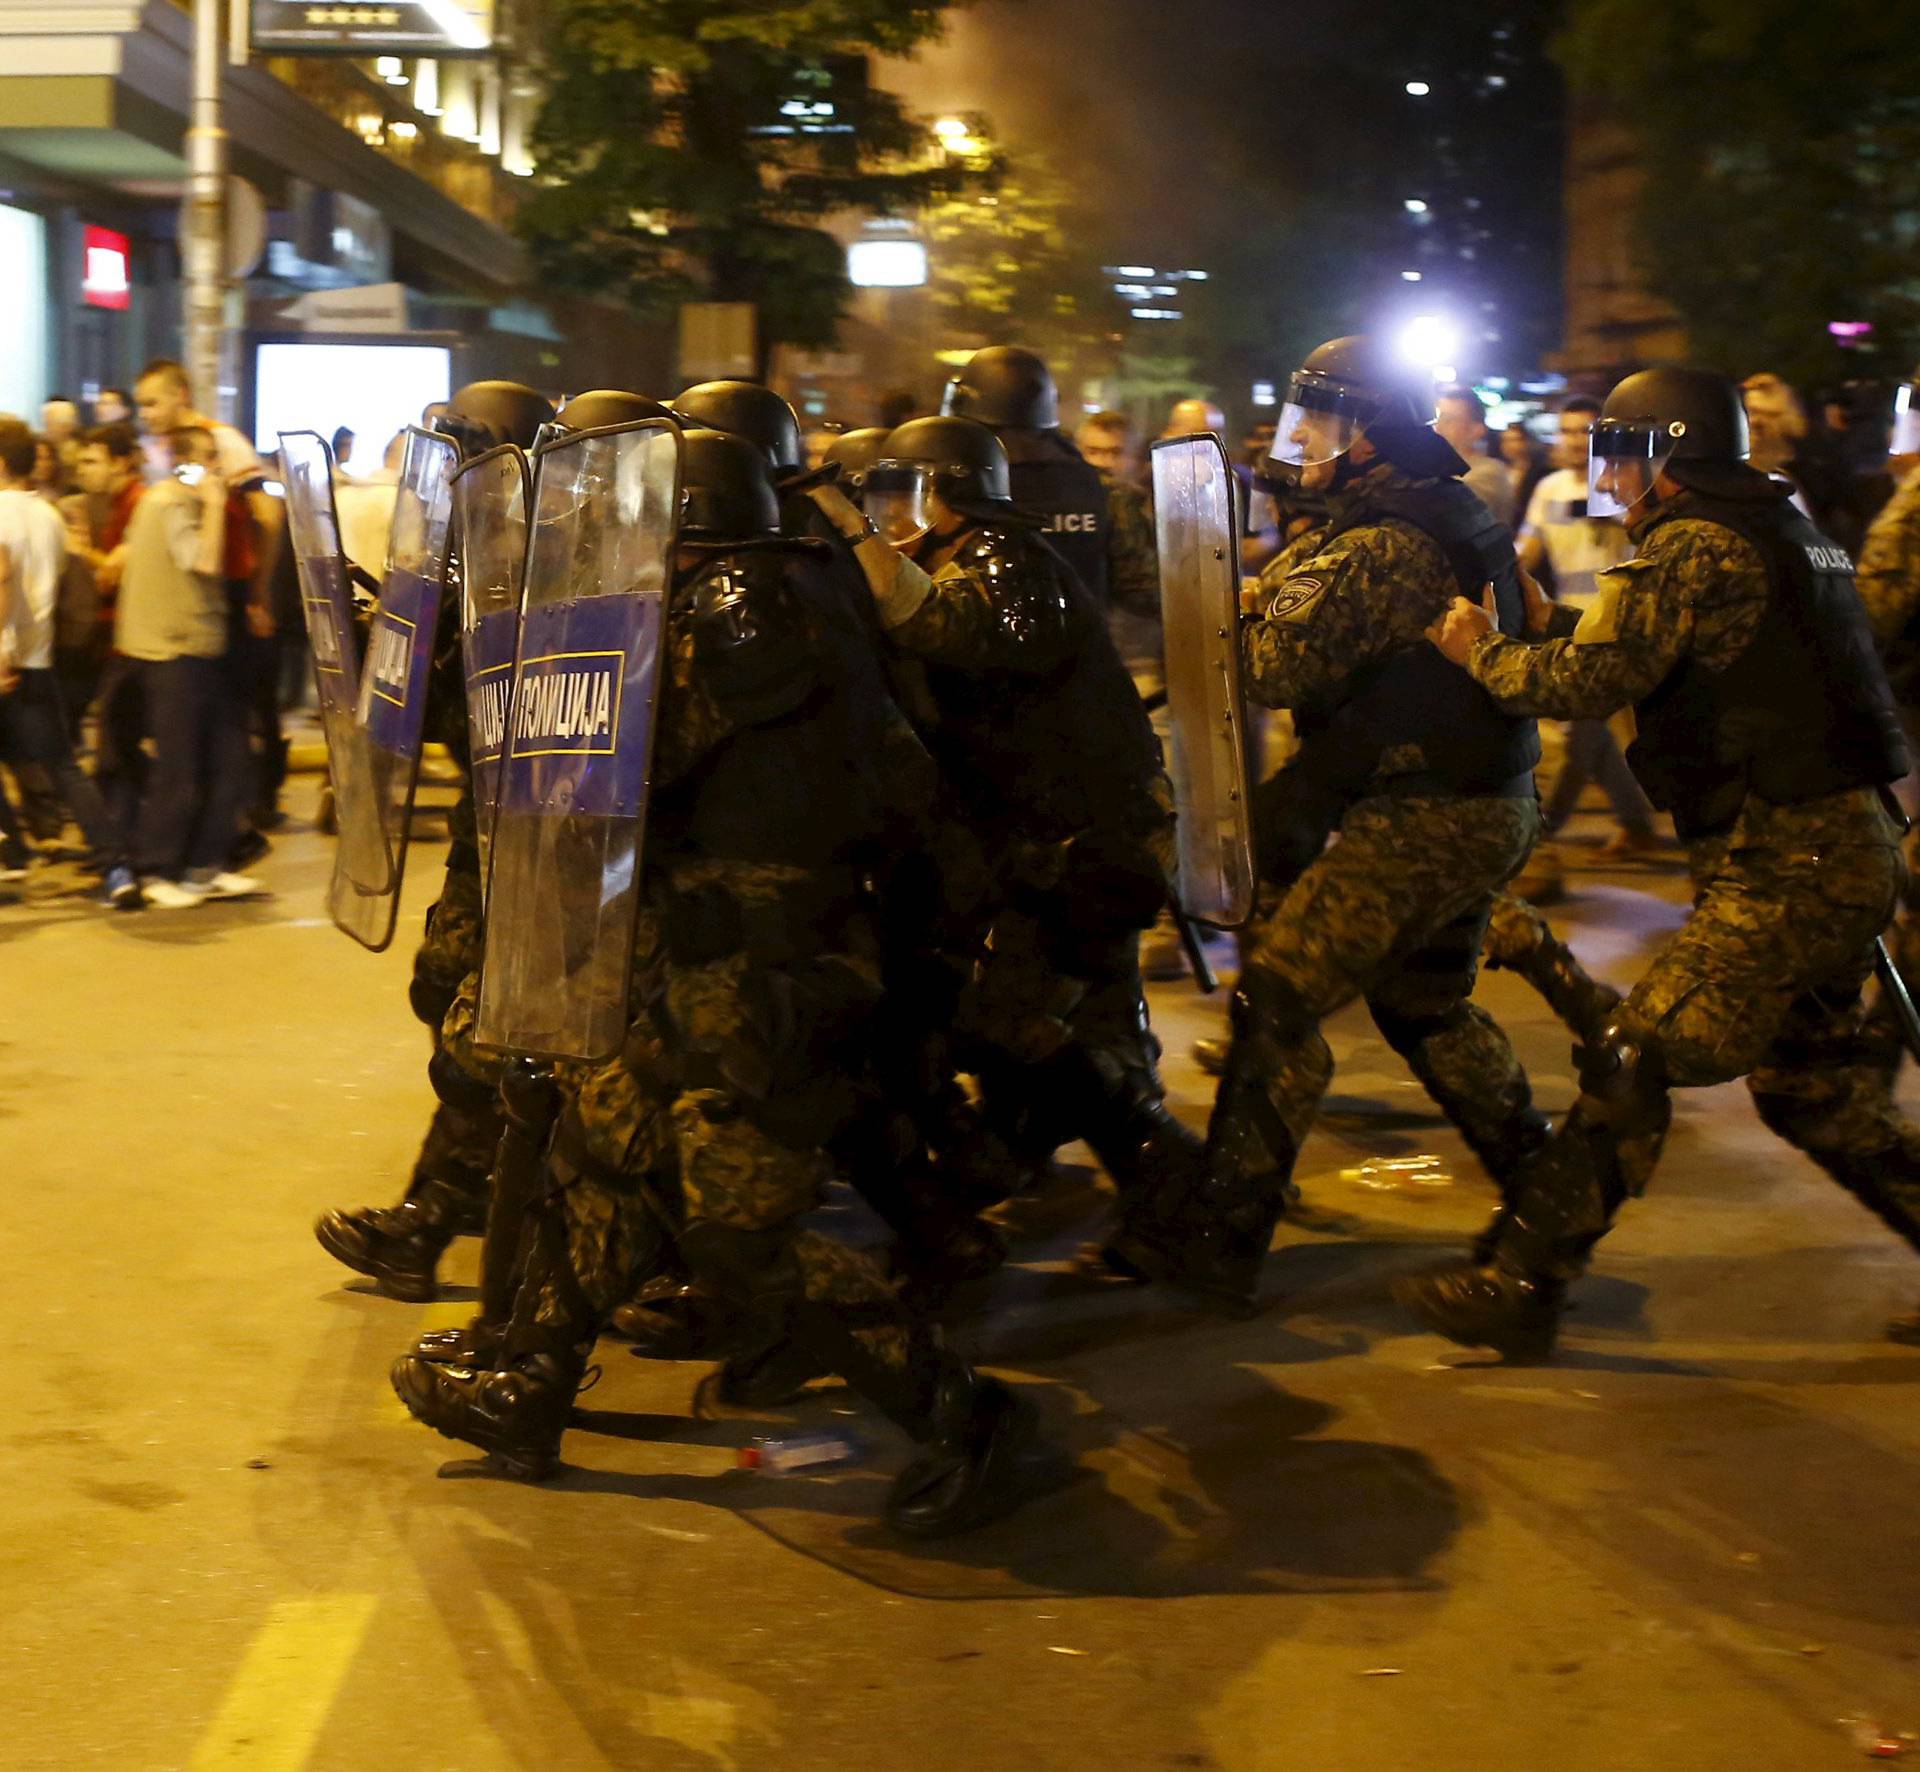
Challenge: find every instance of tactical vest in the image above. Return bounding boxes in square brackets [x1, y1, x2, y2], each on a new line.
[998, 429, 1112, 608]
[1627, 489, 1909, 838]
[660, 543, 925, 867]
[916, 525, 1165, 843]
[1301, 474, 1541, 796]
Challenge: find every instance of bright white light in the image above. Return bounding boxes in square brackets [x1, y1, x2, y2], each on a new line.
[1131, 307, 1181, 321]
[1115, 265, 1155, 278]
[1403, 198, 1428, 215]
[1405, 80, 1431, 96]
[1251, 380, 1277, 408]
[376, 55, 408, 83]
[1432, 365, 1457, 382]
[848, 239, 928, 288]
[1185, 270, 1209, 281]
[1401, 270, 1422, 281]
[418, 0, 487, 50]
[253, 342, 451, 459]
[933, 116, 970, 140]
[1397, 314, 1459, 369]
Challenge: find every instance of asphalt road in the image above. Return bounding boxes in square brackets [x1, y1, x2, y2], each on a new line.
[6, 777, 1919, 1771]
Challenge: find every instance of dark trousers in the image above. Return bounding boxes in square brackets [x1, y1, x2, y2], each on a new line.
[132, 655, 249, 879]
[226, 592, 286, 817]
[0, 668, 127, 870]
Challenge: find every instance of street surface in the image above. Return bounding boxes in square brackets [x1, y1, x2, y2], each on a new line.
[6, 771, 1920, 1771]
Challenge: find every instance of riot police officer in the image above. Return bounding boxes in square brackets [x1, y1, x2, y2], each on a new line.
[313, 378, 554, 1301]
[810, 414, 1196, 1242]
[1108, 335, 1547, 1310]
[1407, 365, 1920, 1355]
[943, 345, 1155, 616]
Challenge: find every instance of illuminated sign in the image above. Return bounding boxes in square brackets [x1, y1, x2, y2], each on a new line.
[847, 240, 927, 289]
[81, 225, 131, 311]
[250, 0, 493, 55]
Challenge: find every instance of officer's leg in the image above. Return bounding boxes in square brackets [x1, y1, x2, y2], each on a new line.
[673, 1090, 1031, 1537]
[1366, 899, 1549, 1232]
[1746, 970, 1920, 1342]
[1400, 836, 1900, 1355]
[392, 1131, 673, 1481]
[1481, 889, 1624, 1047]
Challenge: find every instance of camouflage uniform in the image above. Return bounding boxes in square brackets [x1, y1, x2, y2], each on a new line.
[1218, 466, 1541, 1194]
[883, 518, 1186, 1201]
[1103, 471, 1163, 679]
[1855, 465, 1920, 1055]
[1460, 506, 1920, 1275]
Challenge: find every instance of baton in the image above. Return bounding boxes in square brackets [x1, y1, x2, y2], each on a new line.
[1875, 937, 1920, 1063]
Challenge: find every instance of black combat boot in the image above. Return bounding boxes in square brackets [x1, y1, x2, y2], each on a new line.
[314, 1176, 476, 1303]
[411, 1318, 507, 1367]
[886, 1364, 1035, 1539]
[389, 1346, 588, 1481]
[1390, 1262, 1566, 1360]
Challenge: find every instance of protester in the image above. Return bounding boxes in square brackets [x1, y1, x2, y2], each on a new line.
[1517, 396, 1660, 860]
[112, 425, 263, 907]
[0, 422, 137, 905]
[1075, 410, 1141, 484]
[93, 388, 133, 427]
[1435, 384, 1516, 524]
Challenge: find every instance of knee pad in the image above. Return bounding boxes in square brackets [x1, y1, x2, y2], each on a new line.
[1572, 1019, 1671, 1166]
[1233, 965, 1318, 1046]
[409, 973, 457, 1031]
[1368, 1002, 1452, 1058]
[429, 1046, 498, 1117]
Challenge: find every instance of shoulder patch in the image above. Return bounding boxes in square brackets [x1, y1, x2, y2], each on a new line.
[1571, 564, 1643, 644]
[1265, 575, 1327, 623]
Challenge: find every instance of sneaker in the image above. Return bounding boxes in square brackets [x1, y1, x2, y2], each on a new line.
[0, 861, 27, 885]
[101, 866, 142, 911]
[186, 869, 268, 900]
[142, 877, 209, 909]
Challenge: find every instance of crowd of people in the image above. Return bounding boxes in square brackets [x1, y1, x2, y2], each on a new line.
[0, 364, 297, 908]
[276, 338, 1920, 1540]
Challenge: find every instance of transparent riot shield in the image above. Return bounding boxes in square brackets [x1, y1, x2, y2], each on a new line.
[449, 444, 531, 891]
[324, 426, 459, 950]
[1151, 432, 1256, 926]
[474, 419, 682, 1062]
[277, 431, 390, 910]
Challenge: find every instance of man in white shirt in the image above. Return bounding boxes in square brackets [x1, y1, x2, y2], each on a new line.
[1517, 397, 1660, 860]
[0, 421, 137, 904]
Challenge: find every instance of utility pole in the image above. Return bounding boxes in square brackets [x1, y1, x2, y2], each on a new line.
[184, 0, 230, 419]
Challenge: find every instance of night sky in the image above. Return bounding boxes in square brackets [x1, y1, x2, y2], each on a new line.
[883, 0, 1333, 268]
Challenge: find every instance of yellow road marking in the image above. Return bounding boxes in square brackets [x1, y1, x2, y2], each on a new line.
[189, 1594, 378, 1771]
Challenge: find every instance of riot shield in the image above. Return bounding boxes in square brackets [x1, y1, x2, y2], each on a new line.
[474, 419, 682, 1062]
[1151, 432, 1256, 927]
[449, 443, 531, 889]
[277, 431, 390, 908]
[324, 426, 460, 950]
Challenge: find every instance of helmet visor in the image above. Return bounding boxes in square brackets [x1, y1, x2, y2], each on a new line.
[1588, 417, 1679, 519]
[863, 462, 933, 544]
[1266, 377, 1376, 480]
[1893, 383, 1920, 458]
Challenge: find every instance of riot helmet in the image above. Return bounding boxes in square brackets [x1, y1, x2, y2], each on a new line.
[822, 426, 891, 496]
[439, 380, 556, 458]
[555, 390, 672, 433]
[940, 346, 1060, 431]
[679, 428, 781, 541]
[865, 416, 1012, 544]
[1266, 336, 1437, 487]
[671, 382, 804, 476]
[1589, 366, 1750, 517]
[1892, 376, 1920, 458]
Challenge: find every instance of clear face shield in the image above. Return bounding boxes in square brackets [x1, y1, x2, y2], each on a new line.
[862, 462, 934, 545]
[1265, 378, 1375, 488]
[1892, 383, 1920, 459]
[1587, 418, 1680, 519]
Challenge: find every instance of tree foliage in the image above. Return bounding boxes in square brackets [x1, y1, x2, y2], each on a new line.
[1557, 0, 1920, 384]
[518, 0, 980, 352]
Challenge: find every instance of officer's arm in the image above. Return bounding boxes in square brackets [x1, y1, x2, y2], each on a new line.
[1104, 481, 1161, 624]
[807, 483, 937, 628]
[1856, 477, 1920, 651]
[1240, 538, 1393, 713]
[888, 543, 1077, 675]
[1464, 547, 1692, 719]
